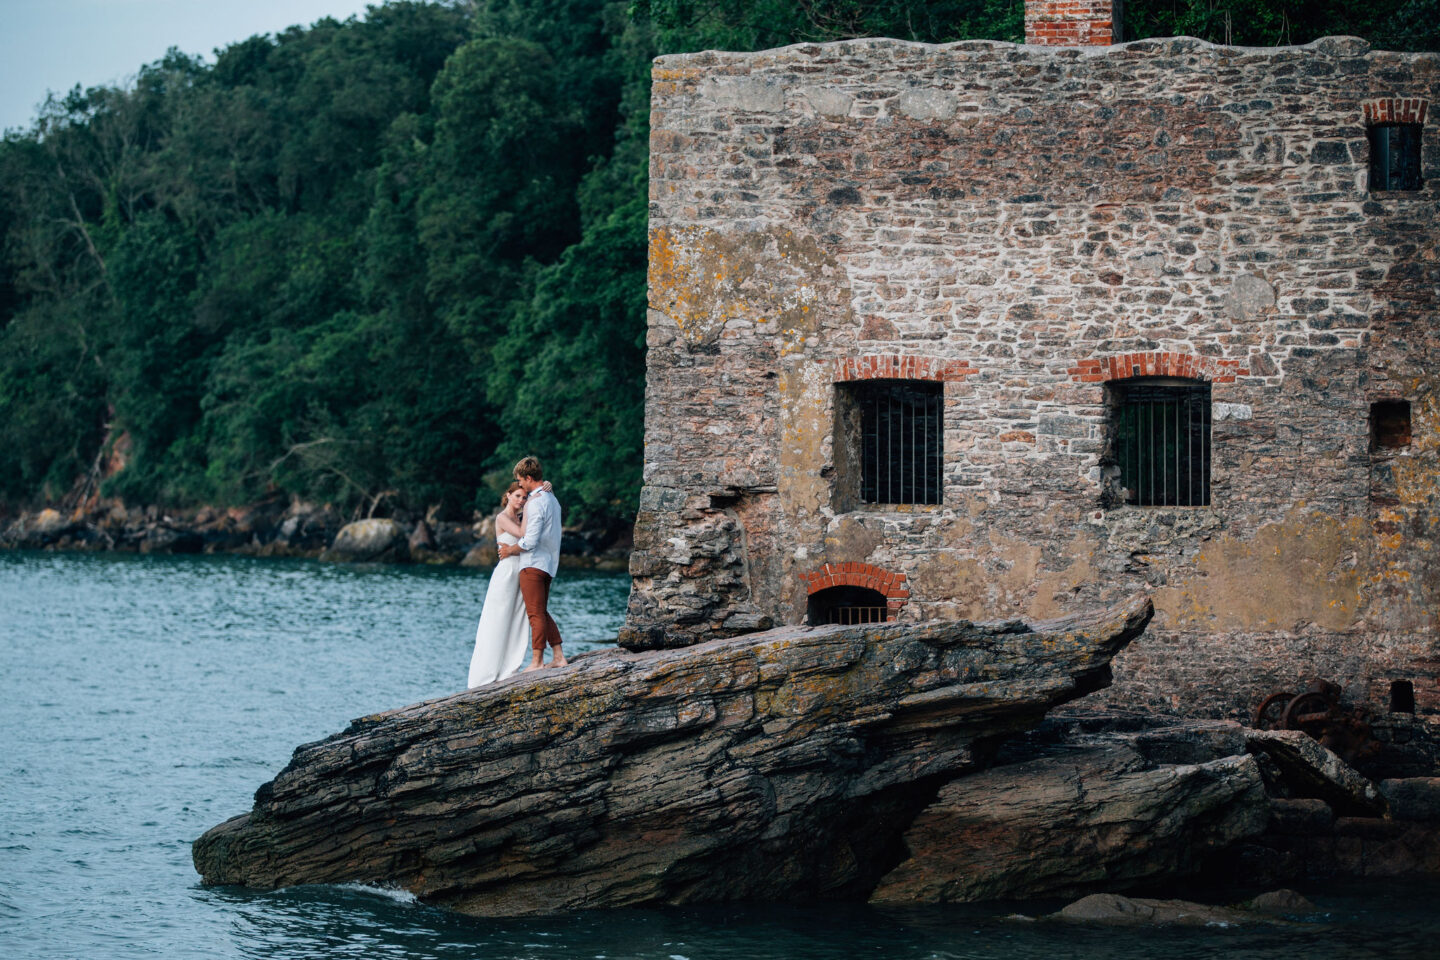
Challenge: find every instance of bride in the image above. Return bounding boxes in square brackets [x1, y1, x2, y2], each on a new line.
[467, 482, 543, 687]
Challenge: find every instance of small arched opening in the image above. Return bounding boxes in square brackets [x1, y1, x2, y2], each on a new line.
[799, 561, 909, 626]
[808, 585, 890, 626]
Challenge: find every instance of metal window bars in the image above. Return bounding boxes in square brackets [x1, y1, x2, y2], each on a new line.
[1115, 379, 1211, 507]
[1369, 123, 1423, 191]
[825, 605, 891, 625]
[808, 585, 891, 626]
[856, 380, 943, 505]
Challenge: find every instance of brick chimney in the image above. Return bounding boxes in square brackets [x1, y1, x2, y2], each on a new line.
[1024, 0, 1121, 46]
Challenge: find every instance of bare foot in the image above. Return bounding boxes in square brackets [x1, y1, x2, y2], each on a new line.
[549, 651, 568, 668]
[522, 657, 545, 673]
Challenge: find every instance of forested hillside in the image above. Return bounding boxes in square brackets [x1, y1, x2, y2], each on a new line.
[1, 0, 1433, 526]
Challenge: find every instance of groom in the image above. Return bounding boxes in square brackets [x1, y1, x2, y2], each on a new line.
[498, 456, 566, 671]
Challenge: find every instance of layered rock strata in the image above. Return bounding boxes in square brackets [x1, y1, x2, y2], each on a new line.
[870, 743, 1268, 903]
[988, 709, 1440, 890]
[194, 597, 1152, 915]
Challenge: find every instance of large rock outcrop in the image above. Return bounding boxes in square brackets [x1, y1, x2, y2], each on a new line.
[869, 743, 1268, 903]
[194, 596, 1153, 915]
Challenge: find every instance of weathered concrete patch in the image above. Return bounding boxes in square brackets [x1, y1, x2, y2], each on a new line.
[895, 87, 956, 120]
[1153, 509, 1367, 634]
[802, 86, 853, 117]
[700, 76, 785, 112]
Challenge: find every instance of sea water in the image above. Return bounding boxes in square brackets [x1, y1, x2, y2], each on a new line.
[1, 550, 1436, 959]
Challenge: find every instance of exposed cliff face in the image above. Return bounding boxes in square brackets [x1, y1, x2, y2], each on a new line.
[194, 597, 1153, 916]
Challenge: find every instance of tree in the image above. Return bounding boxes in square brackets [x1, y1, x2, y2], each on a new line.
[1, 0, 1432, 526]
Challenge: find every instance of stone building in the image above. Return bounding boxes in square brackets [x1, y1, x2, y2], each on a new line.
[623, 0, 1440, 719]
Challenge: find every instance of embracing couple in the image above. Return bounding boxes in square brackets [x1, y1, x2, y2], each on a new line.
[466, 456, 566, 687]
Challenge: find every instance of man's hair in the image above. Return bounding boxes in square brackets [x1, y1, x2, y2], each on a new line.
[513, 456, 543, 481]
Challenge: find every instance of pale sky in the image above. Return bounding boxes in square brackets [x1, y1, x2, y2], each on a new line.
[1, 0, 382, 133]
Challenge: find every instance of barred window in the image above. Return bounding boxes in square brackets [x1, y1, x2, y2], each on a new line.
[1369, 124, 1423, 191]
[834, 380, 943, 506]
[1110, 378, 1211, 507]
[808, 586, 889, 626]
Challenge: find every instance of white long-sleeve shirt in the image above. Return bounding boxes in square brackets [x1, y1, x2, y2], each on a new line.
[516, 488, 561, 577]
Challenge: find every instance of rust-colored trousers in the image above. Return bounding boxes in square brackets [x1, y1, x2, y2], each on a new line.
[518, 568, 562, 651]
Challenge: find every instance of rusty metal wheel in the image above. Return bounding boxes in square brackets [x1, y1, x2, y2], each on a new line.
[1282, 691, 1335, 731]
[1253, 692, 1294, 730]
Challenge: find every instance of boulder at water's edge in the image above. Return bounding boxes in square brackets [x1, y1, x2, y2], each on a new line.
[320, 519, 406, 563]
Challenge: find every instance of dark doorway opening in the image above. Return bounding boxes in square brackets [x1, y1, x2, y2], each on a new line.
[1370, 399, 1412, 452]
[1390, 680, 1416, 714]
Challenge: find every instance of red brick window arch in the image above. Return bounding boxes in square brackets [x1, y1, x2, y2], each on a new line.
[802, 562, 909, 624]
[1068, 350, 1247, 385]
[834, 356, 975, 383]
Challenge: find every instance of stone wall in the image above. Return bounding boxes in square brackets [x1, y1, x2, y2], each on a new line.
[628, 34, 1440, 720]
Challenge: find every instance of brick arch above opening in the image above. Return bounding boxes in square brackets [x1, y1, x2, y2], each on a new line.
[801, 561, 910, 619]
[834, 355, 976, 383]
[1068, 351, 1250, 385]
[1363, 98, 1428, 125]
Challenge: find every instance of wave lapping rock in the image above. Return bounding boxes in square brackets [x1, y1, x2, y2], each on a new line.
[193, 596, 1153, 915]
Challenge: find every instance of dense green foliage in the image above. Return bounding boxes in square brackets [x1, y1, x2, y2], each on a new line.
[1, 1, 1434, 525]
[0, 1, 646, 523]
[637, 0, 1440, 49]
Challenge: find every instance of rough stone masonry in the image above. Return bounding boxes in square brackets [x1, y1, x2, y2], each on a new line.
[625, 6, 1440, 720]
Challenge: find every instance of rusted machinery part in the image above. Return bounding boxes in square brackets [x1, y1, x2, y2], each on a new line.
[1254, 691, 1295, 730]
[1282, 691, 1338, 731]
[1254, 679, 1379, 767]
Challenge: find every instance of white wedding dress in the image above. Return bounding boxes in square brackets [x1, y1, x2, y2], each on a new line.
[467, 532, 531, 686]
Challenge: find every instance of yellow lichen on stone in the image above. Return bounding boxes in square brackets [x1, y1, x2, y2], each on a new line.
[648, 225, 849, 351]
[1393, 389, 1439, 508]
[648, 227, 752, 346]
[777, 361, 832, 525]
[651, 67, 706, 83]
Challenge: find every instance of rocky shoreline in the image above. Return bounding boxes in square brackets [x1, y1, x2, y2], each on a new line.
[0, 499, 630, 570]
[190, 594, 1440, 917]
[194, 597, 1156, 914]
[938, 708, 1440, 898]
